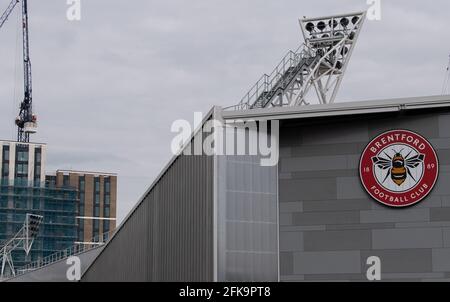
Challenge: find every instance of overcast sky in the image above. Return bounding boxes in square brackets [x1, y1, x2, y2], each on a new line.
[0, 0, 449, 223]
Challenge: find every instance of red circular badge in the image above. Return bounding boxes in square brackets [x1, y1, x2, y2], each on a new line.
[360, 130, 439, 207]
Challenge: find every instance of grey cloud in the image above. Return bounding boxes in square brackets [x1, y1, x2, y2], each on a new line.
[1, 0, 449, 222]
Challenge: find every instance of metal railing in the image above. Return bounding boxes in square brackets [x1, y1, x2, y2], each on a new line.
[11, 230, 114, 277]
[225, 43, 315, 111]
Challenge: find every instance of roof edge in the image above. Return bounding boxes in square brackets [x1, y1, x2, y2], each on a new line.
[222, 95, 450, 121]
[81, 106, 217, 280]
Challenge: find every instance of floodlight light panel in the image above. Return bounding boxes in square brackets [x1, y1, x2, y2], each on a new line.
[25, 214, 43, 240]
[299, 11, 365, 44]
[301, 11, 366, 22]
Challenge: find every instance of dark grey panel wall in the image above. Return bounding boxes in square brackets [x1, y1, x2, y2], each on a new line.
[279, 110, 450, 282]
[82, 154, 214, 282]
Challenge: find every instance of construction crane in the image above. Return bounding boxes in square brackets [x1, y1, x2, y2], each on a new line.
[0, 0, 37, 142]
[226, 11, 366, 110]
[443, 54, 450, 95]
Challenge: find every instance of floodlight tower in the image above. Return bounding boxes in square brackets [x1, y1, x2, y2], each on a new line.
[295, 12, 366, 106]
[0, 214, 43, 279]
[227, 11, 366, 110]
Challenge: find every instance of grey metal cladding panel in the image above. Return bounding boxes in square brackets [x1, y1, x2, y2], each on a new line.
[439, 113, 450, 138]
[154, 155, 214, 281]
[303, 230, 371, 251]
[279, 252, 294, 275]
[368, 113, 440, 139]
[83, 155, 214, 282]
[433, 173, 450, 195]
[303, 199, 371, 212]
[292, 251, 361, 275]
[430, 208, 450, 222]
[280, 232, 303, 252]
[279, 178, 337, 202]
[360, 208, 430, 224]
[360, 249, 433, 273]
[300, 122, 369, 146]
[83, 195, 150, 282]
[290, 169, 358, 180]
[289, 142, 367, 158]
[372, 228, 443, 249]
[292, 211, 360, 226]
[435, 149, 450, 165]
[337, 177, 367, 200]
[432, 248, 450, 272]
[280, 155, 348, 173]
[280, 127, 302, 147]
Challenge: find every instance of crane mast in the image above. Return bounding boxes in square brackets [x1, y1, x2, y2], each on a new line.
[16, 0, 36, 143]
[0, 0, 36, 143]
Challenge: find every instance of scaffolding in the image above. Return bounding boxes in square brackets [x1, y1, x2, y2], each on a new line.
[0, 179, 79, 272]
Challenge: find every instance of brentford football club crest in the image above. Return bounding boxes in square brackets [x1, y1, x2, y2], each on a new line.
[360, 130, 439, 207]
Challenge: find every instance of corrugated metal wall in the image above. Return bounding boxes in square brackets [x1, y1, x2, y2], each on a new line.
[82, 154, 214, 282]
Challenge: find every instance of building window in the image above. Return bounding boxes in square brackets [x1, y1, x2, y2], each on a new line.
[93, 178, 100, 222]
[32, 198, 40, 210]
[45, 175, 56, 188]
[93, 219, 99, 239]
[78, 176, 85, 242]
[104, 206, 110, 217]
[17, 150, 28, 161]
[16, 163, 28, 174]
[103, 178, 111, 224]
[2, 163, 9, 178]
[94, 178, 100, 192]
[79, 177, 85, 191]
[104, 179, 110, 193]
[2, 146, 9, 178]
[63, 175, 70, 187]
[15, 145, 29, 181]
[79, 194, 85, 215]
[0, 196, 7, 209]
[103, 220, 110, 233]
[2, 147, 9, 161]
[34, 170, 41, 184]
[78, 228, 84, 242]
[104, 194, 110, 206]
[35, 148, 41, 163]
[94, 206, 100, 217]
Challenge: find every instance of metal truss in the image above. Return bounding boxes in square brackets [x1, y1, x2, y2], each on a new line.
[226, 11, 366, 111]
[0, 214, 43, 279]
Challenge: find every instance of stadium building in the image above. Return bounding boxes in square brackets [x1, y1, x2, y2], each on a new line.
[6, 11, 450, 282]
[77, 96, 450, 282]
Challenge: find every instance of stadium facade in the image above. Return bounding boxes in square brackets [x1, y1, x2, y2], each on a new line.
[80, 95, 450, 282]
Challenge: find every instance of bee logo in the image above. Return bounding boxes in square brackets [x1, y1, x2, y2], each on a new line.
[360, 130, 439, 208]
[372, 150, 425, 186]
